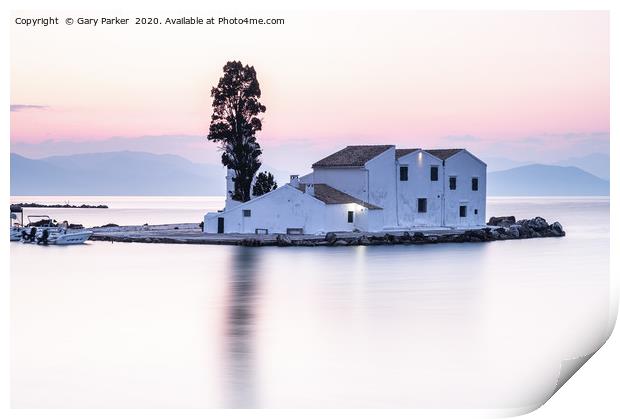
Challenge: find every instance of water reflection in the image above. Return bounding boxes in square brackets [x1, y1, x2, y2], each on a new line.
[222, 247, 260, 408]
[9, 198, 610, 409]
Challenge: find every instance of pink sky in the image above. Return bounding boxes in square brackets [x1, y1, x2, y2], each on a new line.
[10, 11, 609, 165]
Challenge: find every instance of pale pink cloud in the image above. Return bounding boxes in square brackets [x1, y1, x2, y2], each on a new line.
[11, 11, 609, 156]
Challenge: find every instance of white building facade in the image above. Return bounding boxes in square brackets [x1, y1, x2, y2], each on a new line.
[204, 145, 486, 234]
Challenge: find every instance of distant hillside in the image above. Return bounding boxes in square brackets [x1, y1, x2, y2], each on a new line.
[488, 164, 609, 196]
[11, 152, 227, 196]
[554, 153, 609, 180]
[12, 152, 610, 197]
[483, 156, 533, 172]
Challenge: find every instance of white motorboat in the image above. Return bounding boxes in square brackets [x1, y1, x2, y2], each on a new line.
[44, 229, 93, 245]
[18, 215, 60, 244]
[10, 211, 92, 245]
[10, 227, 24, 241]
[10, 205, 25, 241]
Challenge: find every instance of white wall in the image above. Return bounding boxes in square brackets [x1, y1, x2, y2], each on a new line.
[205, 185, 327, 234]
[204, 185, 383, 234]
[311, 167, 368, 200]
[325, 204, 358, 232]
[365, 147, 398, 227]
[205, 147, 486, 234]
[396, 150, 444, 227]
[357, 208, 385, 232]
[443, 151, 487, 227]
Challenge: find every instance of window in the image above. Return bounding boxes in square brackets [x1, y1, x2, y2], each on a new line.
[472, 177, 479, 191]
[347, 211, 354, 223]
[474, 209, 478, 215]
[459, 205, 467, 218]
[400, 166, 409, 181]
[243, 209, 251, 217]
[449, 176, 457, 190]
[417, 198, 427, 213]
[430, 166, 439, 181]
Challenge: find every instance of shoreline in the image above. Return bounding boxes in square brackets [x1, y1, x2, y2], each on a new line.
[11, 202, 109, 209]
[87, 217, 565, 247]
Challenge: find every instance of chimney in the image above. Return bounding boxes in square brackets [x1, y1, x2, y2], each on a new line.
[305, 183, 315, 196]
[289, 174, 300, 188]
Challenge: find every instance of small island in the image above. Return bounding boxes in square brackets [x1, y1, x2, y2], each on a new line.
[12, 202, 109, 209]
[87, 215, 565, 246]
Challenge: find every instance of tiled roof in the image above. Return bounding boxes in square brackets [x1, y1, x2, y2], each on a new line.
[312, 145, 392, 168]
[297, 183, 382, 210]
[395, 148, 421, 159]
[425, 149, 463, 160]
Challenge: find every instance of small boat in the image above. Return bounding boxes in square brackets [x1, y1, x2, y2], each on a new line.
[19, 215, 59, 244]
[10, 204, 25, 241]
[44, 229, 93, 245]
[10, 227, 24, 241]
[25, 215, 58, 230]
[10, 210, 92, 245]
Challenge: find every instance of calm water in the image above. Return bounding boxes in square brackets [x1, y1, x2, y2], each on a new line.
[10, 196, 610, 410]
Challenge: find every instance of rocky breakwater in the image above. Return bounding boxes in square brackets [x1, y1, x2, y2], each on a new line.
[487, 216, 565, 239]
[249, 216, 565, 247]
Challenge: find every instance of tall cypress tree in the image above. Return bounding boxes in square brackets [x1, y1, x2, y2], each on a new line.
[208, 61, 266, 202]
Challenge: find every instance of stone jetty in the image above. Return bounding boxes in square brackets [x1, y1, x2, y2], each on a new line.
[88, 216, 565, 247]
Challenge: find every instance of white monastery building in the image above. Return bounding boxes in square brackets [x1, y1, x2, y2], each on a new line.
[204, 145, 486, 234]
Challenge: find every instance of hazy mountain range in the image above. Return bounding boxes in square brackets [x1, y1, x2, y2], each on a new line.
[11, 151, 610, 196]
[487, 164, 609, 196]
[484, 152, 609, 180]
[11, 152, 227, 196]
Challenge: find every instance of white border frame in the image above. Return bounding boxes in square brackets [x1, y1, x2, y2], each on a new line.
[2, 1, 617, 418]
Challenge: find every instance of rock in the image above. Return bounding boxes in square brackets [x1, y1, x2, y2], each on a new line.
[531, 216, 549, 231]
[276, 234, 292, 246]
[465, 229, 487, 241]
[241, 238, 261, 247]
[489, 229, 501, 240]
[520, 224, 532, 238]
[513, 222, 531, 238]
[551, 221, 565, 237]
[508, 225, 520, 239]
[488, 216, 516, 227]
[358, 235, 371, 245]
[334, 239, 349, 246]
[402, 232, 412, 242]
[325, 232, 338, 244]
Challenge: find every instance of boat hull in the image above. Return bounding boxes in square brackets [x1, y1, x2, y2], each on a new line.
[49, 231, 92, 245]
[10, 228, 24, 241]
